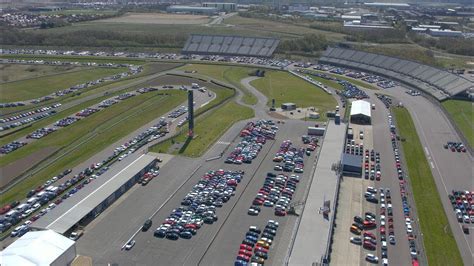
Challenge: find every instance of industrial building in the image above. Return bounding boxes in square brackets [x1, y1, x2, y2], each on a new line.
[202, 2, 236, 12]
[166, 5, 218, 15]
[429, 29, 463, 37]
[281, 102, 297, 111]
[32, 154, 157, 235]
[0, 230, 76, 266]
[350, 100, 371, 125]
[182, 34, 280, 57]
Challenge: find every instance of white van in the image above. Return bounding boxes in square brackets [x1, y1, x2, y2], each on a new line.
[15, 203, 30, 213]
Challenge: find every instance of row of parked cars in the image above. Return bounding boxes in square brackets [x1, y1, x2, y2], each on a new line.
[388, 113, 421, 265]
[76, 107, 99, 117]
[273, 140, 305, 173]
[0, 110, 57, 132]
[235, 220, 279, 265]
[376, 93, 392, 109]
[226, 120, 277, 165]
[449, 190, 474, 225]
[364, 149, 381, 181]
[345, 139, 364, 156]
[154, 170, 244, 240]
[0, 140, 27, 154]
[27, 127, 56, 139]
[0, 103, 61, 124]
[55, 116, 79, 127]
[443, 141, 467, 153]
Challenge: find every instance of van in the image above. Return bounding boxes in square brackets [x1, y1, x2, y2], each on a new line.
[5, 210, 18, 218]
[15, 203, 30, 213]
[26, 197, 38, 205]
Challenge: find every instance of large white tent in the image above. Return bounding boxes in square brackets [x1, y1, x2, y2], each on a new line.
[350, 100, 371, 125]
[0, 230, 76, 266]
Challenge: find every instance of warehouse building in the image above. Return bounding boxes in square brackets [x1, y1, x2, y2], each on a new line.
[350, 100, 371, 125]
[0, 230, 76, 266]
[281, 102, 297, 111]
[342, 153, 362, 177]
[202, 2, 236, 12]
[166, 5, 218, 15]
[32, 154, 157, 235]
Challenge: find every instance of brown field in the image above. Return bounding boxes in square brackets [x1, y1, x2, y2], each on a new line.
[95, 12, 211, 25]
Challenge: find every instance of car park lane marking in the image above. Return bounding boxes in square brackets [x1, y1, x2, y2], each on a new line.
[424, 147, 429, 156]
[410, 108, 473, 255]
[46, 154, 147, 230]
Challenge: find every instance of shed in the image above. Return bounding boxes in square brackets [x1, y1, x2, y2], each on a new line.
[281, 103, 296, 111]
[342, 153, 362, 177]
[308, 126, 325, 136]
[309, 112, 320, 119]
[350, 100, 371, 125]
[0, 230, 76, 266]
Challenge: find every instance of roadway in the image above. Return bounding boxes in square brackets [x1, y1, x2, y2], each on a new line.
[382, 87, 474, 265]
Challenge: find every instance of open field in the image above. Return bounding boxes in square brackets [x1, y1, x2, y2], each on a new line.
[0, 66, 126, 102]
[393, 107, 463, 266]
[442, 99, 473, 148]
[0, 54, 147, 65]
[39, 9, 119, 16]
[95, 13, 210, 25]
[250, 70, 337, 115]
[180, 64, 259, 105]
[151, 101, 254, 157]
[0, 63, 88, 83]
[0, 90, 186, 205]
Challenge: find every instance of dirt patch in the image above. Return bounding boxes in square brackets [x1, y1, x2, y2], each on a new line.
[96, 13, 210, 25]
[145, 75, 209, 87]
[268, 111, 288, 120]
[0, 147, 58, 189]
[145, 62, 183, 74]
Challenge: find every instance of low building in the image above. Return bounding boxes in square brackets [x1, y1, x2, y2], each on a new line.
[281, 103, 296, 111]
[429, 29, 463, 38]
[309, 112, 320, 119]
[202, 2, 236, 12]
[0, 230, 76, 266]
[350, 100, 371, 125]
[308, 126, 325, 136]
[342, 153, 362, 177]
[166, 5, 218, 15]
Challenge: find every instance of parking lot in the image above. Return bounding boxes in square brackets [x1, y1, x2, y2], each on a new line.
[75, 119, 319, 265]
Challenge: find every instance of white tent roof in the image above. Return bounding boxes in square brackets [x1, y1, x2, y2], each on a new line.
[350, 100, 371, 118]
[0, 230, 75, 266]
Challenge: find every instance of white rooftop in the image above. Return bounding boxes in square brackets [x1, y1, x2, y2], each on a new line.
[350, 100, 371, 117]
[0, 230, 75, 266]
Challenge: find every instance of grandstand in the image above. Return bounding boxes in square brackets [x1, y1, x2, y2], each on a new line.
[182, 34, 280, 58]
[319, 47, 473, 100]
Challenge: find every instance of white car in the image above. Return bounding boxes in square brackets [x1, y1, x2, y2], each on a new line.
[125, 240, 135, 250]
[382, 258, 389, 266]
[406, 224, 413, 233]
[366, 254, 379, 263]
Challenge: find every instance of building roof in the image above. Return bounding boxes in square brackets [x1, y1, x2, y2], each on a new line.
[350, 100, 371, 117]
[342, 153, 363, 168]
[33, 153, 156, 234]
[0, 230, 74, 266]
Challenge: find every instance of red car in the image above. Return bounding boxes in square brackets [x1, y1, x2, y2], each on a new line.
[363, 221, 376, 229]
[254, 246, 269, 253]
[238, 249, 252, 257]
[364, 232, 376, 239]
[0, 205, 11, 215]
[363, 241, 376, 250]
[380, 226, 386, 234]
[240, 244, 252, 251]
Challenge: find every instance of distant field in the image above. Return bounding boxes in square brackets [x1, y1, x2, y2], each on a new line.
[394, 107, 463, 266]
[95, 13, 210, 25]
[151, 101, 254, 157]
[250, 70, 337, 117]
[40, 9, 119, 16]
[0, 64, 88, 83]
[442, 99, 473, 147]
[179, 64, 258, 105]
[0, 66, 126, 102]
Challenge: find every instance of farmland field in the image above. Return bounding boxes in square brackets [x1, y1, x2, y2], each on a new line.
[0, 63, 89, 83]
[95, 13, 210, 25]
[0, 66, 127, 102]
[250, 70, 337, 116]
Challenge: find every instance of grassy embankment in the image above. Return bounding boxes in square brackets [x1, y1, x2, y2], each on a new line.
[0, 63, 89, 83]
[442, 99, 473, 148]
[150, 101, 254, 157]
[393, 107, 463, 266]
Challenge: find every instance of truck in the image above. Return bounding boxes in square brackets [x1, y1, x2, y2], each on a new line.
[69, 229, 84, 241]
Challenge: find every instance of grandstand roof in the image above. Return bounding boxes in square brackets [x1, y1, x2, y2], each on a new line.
[182, 34, 280, 57]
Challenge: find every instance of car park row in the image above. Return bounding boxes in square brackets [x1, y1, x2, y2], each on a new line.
[153, 170, 245, 240]
[0, 58, 143, 107]
[272, 140, 305, 173]
[0, 103, 61, 131]
[235, 220, 280, 265]
[387, 112, 421, 265]
[443, 141, 467, 153]
[449, 190, 474, 228]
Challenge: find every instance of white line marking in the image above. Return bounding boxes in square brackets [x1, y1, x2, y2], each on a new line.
[430, 161, 435, 169]
[46, 154, 146, 229]
[424, 147, 430, 156]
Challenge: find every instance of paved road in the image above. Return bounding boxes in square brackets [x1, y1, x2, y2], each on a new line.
[382, 87, 474, 265]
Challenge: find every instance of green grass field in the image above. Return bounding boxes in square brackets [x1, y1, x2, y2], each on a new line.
[0, 90, 186, 205]
[442, 99, 473, 148]
[0, 63, 88, 83]
[180, 64, 258, 105]
[151, 101, 254, 157]
[250, 70, 337, 117]
[40, 9, 119, 16]
[0, 66, 126, 102]
[394, 107, 463, 266]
